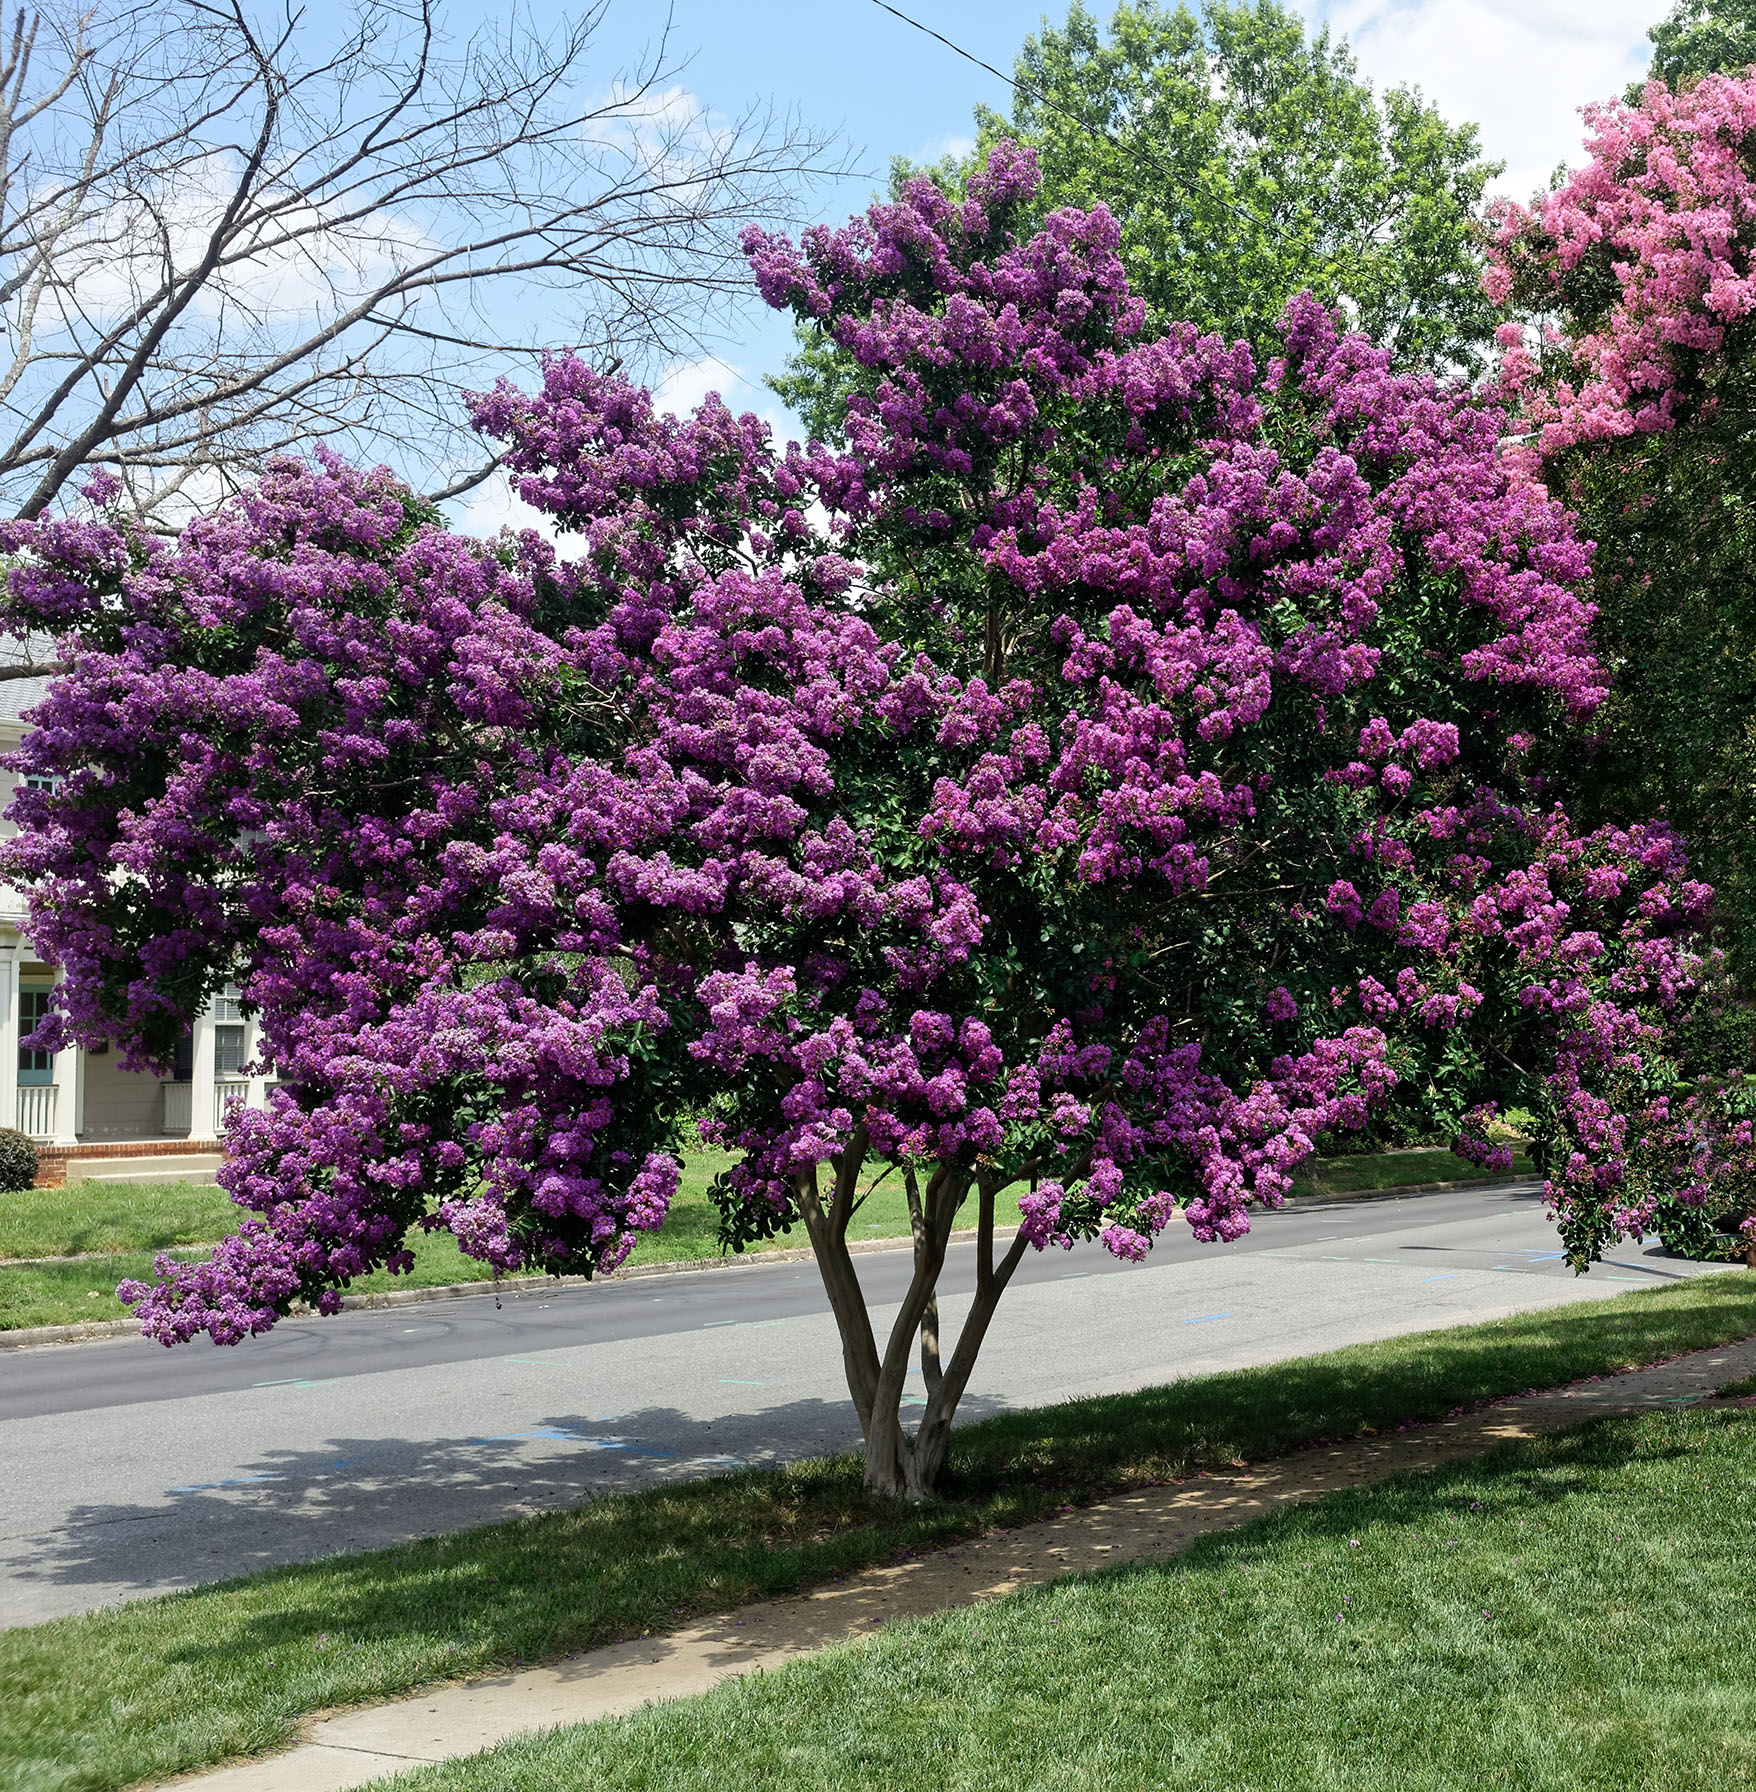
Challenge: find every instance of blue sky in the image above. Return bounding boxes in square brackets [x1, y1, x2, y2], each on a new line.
[454, 0, 1031, 501]
[586, 1, 1023, 418]
[440, 0, 1671, 529]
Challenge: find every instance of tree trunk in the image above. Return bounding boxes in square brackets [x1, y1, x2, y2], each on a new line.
[905, 1177, 1031, 1492]
[801, 1151, 1030, 1500]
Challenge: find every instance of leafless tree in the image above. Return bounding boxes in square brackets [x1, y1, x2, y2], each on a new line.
[0, 0, 845, 528]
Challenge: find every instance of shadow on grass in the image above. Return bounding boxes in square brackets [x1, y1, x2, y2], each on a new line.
[936, 1269, 1756, 1496]
[1130, 1407, 1704, 1579]
[497, 1416, 1752, 1792]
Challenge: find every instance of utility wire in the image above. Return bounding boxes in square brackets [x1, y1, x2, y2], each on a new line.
[868, 0, 1018, 94]
[865, 0, 1290, 247]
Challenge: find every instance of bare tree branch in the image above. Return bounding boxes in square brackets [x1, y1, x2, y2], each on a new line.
[0, 0, 850, 527]
[422, 453, 497, 505]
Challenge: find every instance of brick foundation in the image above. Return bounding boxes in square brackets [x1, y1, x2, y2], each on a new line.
[32, 1138, 220, 1187]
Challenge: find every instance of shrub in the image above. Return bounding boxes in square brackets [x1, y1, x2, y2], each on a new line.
[0, 1127, 40, 1192]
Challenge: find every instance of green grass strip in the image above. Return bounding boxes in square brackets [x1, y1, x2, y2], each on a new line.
[0, 1155, 900, 1329]
[392, 1408, 1756, 1792]
[1290, 1144, 1533, 1198]
[5, 1272, 1756, 1792]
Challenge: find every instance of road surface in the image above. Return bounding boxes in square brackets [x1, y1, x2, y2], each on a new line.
[0, 1182, 1720, 1625]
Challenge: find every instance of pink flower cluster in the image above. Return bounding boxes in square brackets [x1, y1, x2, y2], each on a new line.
[1486, 72, 1756, 451]
[1616, 1077, 1756, 1258]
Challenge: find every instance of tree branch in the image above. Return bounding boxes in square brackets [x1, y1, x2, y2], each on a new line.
[0, 0, 853, 524]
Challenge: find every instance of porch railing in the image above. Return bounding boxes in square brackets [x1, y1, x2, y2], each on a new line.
[215, 1080, 249, 1131]
[162, 1080, 191, 1134]
[162, 1078, 255, 1136]
[17, 1083, 56, 1138]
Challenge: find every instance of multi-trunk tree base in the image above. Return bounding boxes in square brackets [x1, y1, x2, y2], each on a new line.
[797, 1140, 1028, 1500]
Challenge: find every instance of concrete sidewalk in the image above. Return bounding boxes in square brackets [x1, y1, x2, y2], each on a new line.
[160, 1331, 1756, 1792]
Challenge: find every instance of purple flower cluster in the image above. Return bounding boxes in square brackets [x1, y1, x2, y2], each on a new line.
[1615, 1075, 1756, 1257]
[0, 143, 1719, 1340]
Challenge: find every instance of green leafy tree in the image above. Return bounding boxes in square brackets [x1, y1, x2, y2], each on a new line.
[1556, 429, 1756, 982]
[775, 1, 1500, 440]
[991, 0, 1501, 366]
[1647, 0, 1756, 89]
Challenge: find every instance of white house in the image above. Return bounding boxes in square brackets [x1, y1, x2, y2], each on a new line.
[0, 672, 268, 1178]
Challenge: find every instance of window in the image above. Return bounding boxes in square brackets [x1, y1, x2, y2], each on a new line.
[18, 987, 53, 1084]
[22, 773, 59, 793]
[212, 985, 248, 1076]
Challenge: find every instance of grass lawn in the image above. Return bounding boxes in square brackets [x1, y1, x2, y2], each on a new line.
[618, 1151, 917, 1266]
[0, 1151, 888, 1270]
[0, 1229, 514, 1331]
[1291, 1144, 1534, 1198]
[390, 1407, 1756, 1792]
[0, 1181, 236, 1260]
[5, 1272, 1756, 1792]
[0, 1147, 1521, 1332]
[0, 1153, 917, 1330]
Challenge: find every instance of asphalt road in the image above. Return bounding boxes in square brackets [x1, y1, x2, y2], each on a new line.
[0, 1182, 1723, 1626]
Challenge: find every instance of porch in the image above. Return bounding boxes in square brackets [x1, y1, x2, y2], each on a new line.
[2, 955, 270, 1154]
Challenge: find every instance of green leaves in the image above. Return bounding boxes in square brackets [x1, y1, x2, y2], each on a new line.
[987, 1, 1495, 371]
[775, 3, 1503, 451]
[1558, 420, 1756, 982]
[1645, 0, 1756, 91]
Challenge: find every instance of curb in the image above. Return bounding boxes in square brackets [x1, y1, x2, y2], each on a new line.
[0, 1316, 144, 1348]
[0, 1174, 1545, 1353]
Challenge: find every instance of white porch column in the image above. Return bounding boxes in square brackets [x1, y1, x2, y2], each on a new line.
[187, 1002, 218, 1141]
[245, 1014, 269, 1112]
[49, 974, 78, 1145]
[0, 954, 16, 1133]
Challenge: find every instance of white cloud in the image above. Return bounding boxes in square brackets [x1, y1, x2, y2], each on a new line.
[1311, 0, 1663, 202]
[917, 133, 976, 165]
[652, 353, 750, 416]
[588, 81, 745, 208]
[653, 352, 793, 443]
[451, 466, 564, 545]
[56, 149, 432, 329]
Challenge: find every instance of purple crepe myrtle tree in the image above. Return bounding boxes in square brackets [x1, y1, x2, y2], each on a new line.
[0, 144, 1722, 1498]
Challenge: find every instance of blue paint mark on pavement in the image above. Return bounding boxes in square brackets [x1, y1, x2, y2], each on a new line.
[166, 1473, 283, 1494]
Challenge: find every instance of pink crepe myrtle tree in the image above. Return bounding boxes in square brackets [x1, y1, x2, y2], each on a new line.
[1482, 68, 1756, 1258]
[0, 144, 1720, 1498]
[1486, 70, 1756, 454]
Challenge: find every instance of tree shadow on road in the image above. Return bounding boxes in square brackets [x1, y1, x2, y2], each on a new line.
[4, 1391, 1011, 1623]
